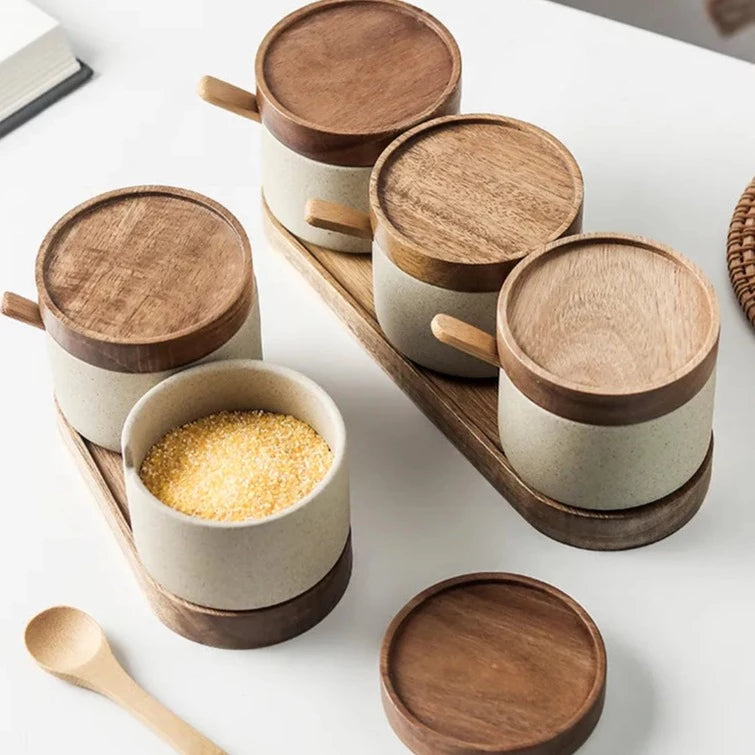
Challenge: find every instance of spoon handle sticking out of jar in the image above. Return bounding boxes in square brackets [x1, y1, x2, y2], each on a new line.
[1, 292, 44, 329]
[197, 76, 260, 122]
[305, 199, 373, 239]
[431, 314, 501, 368]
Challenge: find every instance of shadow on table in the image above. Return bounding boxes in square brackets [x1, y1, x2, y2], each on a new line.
[580, 634, 656, 754]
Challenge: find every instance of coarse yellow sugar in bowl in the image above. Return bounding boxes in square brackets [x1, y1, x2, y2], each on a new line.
[138, 409, 334, 522]
[122, 360, 350, 613]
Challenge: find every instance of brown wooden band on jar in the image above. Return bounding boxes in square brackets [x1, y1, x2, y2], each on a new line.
[369, 114, 584, 292]
[496, 233, 721, 425]
[254, 0, 462, 167]
[35, 186, 254, 374]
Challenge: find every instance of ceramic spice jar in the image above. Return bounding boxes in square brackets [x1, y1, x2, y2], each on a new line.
[433, 233, 720, 510]
[1, 186, 262, 452]
[198, 0, 461, 253]
[121, 360, 351, 613]
[306, 114, 584, 377]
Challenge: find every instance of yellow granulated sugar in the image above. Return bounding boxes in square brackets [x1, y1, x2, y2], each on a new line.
[139, 410, 333, 522]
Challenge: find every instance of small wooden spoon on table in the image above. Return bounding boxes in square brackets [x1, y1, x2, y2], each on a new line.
[25, 606, 225, 755]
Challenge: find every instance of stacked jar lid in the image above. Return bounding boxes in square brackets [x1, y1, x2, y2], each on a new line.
[199, 0, 462, 253]
[434, 233, 719, 511]
[306, 113, 585, 377]
[3, 186, 262, 451]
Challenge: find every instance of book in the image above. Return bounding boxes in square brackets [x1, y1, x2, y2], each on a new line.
[0, 0, 92, 137]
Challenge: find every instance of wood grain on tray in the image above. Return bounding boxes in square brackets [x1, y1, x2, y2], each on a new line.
[263, 200, 713, 550]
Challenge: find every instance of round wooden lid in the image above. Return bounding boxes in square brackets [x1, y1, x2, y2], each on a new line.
[380, 573, 606, 755]
[255, 0, 461, 167]
[370, 114, 583, 292]
[35, 186, 253, 373]
[497, 233, 720, 425]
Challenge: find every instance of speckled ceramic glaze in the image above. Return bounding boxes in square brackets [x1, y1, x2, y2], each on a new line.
[262, 127, 372, 253]
[51, 291, 262, 452]
[373, 242, 498, 377]
[498, 369, 716, 509]
[434, 232, 720, 511]
[122, 359, 350, 611]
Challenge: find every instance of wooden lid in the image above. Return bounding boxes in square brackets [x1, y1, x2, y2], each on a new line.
[497, 233, 720, 425]
[255, 0, 461, 166]
[380, 573, 606, 755]
[35, 186, 253, 373]
[370, 114, 583, 292]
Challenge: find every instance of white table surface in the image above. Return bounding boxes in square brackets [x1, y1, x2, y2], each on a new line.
[1, 1, 754, 753]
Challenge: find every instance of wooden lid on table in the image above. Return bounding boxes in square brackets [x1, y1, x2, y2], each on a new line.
[255, 0, 461, 166]
[369, 114, 584, 292]
[35, 186, 253, 373]
[380, 573, 606, 755]
[497, 233, 720, 425]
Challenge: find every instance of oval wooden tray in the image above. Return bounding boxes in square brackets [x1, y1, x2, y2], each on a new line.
[57, 407, 352, 649]
[264, 199, 713, 550]
[727, 176, 755, 326]
[380, 573, 606, 754]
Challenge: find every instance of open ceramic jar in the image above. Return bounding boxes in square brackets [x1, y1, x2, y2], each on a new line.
[198, 0, 461, 253]
[433, 233, 720, 510]
[307, 114, 584, 377]
[122, 360, 351, 614]
[1, 186, 262, 451]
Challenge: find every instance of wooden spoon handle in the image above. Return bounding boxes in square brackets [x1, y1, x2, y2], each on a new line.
[431, 314, 501, 368]
[305, 199, 373, 239]
[103, 665, 225, 755]
[197, 75, 260, 122]
[2, 292, 44, 329]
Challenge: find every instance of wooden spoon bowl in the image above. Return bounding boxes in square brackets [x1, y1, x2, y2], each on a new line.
[25, 607, 104, 685]
[25, 606, 225, 754]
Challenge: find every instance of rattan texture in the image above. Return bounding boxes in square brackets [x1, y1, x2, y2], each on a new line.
[727, 177, 755, 327]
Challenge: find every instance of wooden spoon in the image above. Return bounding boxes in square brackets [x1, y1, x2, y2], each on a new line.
[25, 606, 225, 755]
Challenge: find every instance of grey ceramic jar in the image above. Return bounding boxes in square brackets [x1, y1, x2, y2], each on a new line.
[122, 360, 350, 611]
[1, 186, 262, 451]
[198, 0, 461, 253]
[433, 233, 720, 510]
[306, 114, 584, 377]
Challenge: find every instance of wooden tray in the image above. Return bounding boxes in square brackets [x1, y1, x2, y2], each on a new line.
[263, 200, 713, 551]
[57, 408, 352, 649]
[727, 176, 755, 327]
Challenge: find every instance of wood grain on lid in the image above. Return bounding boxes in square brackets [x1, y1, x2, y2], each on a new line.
[380, 573, 606, 754]
[36, 186, 253, 373]
[255, 0, 461, 166]
[497, 233, 720, 425]
[265, 199, 713, 550]
[370, 114, 583, 292]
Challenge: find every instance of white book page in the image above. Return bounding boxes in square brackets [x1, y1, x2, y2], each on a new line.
[0, 0, 58, 62]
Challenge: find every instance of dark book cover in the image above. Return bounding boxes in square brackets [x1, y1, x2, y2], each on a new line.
[0, 59, 93, 138]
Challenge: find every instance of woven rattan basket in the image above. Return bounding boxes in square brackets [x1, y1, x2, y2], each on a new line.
[727, 178, 755, 326]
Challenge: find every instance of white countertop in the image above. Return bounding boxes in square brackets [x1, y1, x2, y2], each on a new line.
[1, 1, 754, 753]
